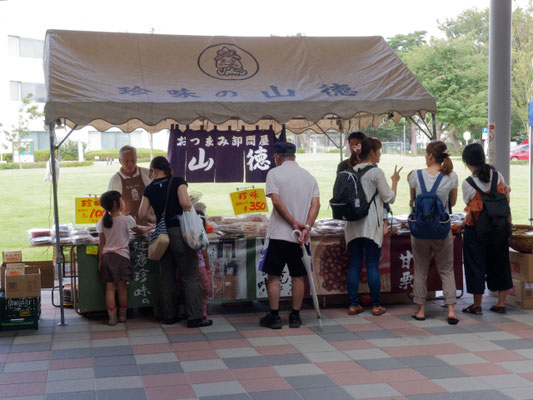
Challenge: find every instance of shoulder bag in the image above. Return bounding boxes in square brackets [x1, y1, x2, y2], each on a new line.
[148, 177, 173, 261]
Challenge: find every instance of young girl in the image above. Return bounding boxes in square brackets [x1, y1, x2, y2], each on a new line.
[97, 190, 149, 326]
[461, 143, 513, 315]
[409, 141, 459, 324]
[344, 137, 402, 316]
[195, 206, 212, 318]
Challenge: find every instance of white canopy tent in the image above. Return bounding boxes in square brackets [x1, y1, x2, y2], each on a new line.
[43, 30, 437, 323]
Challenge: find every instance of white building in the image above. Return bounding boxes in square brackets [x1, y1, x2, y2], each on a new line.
[0, 31, 169, 160]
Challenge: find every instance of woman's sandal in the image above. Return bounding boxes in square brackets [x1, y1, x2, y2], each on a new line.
[447, 317, 460, 325]
[462, 304, 483, 315]
[489, 305, 507, 314]
[372, 306, 387, 316]
[411, 313, 426, 321]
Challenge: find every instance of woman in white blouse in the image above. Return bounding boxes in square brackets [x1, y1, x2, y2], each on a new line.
[408, 141, 459, 324]
[345, 137, 402, 316]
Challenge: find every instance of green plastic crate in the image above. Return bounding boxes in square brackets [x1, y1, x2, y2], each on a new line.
[0, 292, 40, 330]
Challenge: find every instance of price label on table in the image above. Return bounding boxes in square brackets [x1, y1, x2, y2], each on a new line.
[86, 245, 98, 255]
[229, 189, 268, 215]
[74, 197, 105, 224]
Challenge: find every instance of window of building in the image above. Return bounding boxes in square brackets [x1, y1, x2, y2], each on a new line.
[10, 81, 21, 101]
[10, 81, 46, 103]
[8, 35, 44, 58]
[8, 36, 19, 56]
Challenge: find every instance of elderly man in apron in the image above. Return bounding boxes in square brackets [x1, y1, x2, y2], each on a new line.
[108, 145, 151, 222]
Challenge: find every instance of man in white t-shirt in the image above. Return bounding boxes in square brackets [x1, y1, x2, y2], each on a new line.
[108, 146, 151, 222]
[260, 142, 320, 329]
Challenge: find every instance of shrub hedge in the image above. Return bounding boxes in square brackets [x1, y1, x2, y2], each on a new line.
[0, 161, 93, 170]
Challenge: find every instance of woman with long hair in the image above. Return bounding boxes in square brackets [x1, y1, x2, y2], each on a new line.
[345, 137, 402, 316]
[139, 156, 212, 327]
[409, 141, 459, 324]
[337, 131, 366, 174]
[461, 143, 512, 315]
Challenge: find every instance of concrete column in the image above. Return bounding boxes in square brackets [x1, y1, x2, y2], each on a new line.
[488, 0, 512, 183]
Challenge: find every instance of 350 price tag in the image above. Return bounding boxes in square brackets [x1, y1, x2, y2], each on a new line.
[230, 189, 269, 215]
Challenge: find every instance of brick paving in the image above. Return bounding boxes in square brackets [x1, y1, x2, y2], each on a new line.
[1, 293, 533, 400]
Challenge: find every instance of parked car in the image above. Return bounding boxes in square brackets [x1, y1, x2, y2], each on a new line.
[510, 144, 529, 161]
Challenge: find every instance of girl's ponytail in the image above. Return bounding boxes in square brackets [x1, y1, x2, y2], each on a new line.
[99, 190, 122, 228]
[426, 141, 453, 175]
[103, 211, 113, 229]
[462, 143, 491, 183]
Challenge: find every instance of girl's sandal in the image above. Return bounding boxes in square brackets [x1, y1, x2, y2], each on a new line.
[462, 304, 482, 315]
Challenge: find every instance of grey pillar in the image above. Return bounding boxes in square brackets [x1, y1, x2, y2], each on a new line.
[488, 0, 512, 183]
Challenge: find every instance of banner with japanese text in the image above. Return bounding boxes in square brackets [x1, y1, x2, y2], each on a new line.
[186, 129, 216, 182]
[244, 129, 275, 183]
[167, 125, 186, 178]
[229, 188, 268, 215]
[168, 127, 279, 183]
[74, 197, 105, 224]
[215, 130, 244, 182]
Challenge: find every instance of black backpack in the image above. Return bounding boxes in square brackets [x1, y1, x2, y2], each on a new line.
[330, 164, 378, 221]
[466, 168, 511, 244]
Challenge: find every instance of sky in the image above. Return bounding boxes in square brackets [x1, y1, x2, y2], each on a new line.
[1, 0, 531, 41]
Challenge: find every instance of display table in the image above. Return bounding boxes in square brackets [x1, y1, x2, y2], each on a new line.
[73, 234, 463, 313]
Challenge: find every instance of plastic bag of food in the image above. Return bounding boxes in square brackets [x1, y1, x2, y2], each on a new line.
[178, 208, 209, 250]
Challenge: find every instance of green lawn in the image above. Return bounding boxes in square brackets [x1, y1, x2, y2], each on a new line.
[1, 154, 530, 261]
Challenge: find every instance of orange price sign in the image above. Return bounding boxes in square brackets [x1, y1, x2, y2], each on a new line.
[74, 197, 105, 224]
[229, 189, 268, 215]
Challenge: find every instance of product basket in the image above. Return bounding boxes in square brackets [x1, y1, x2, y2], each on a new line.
[510, 224, 533, 254]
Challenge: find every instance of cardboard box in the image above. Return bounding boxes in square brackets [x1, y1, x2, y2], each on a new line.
[505, 279, 533, 309]
[3, 267, 41, 299]
[24, 261, 54, 289]
[1, 261, 54, 290]
[2, 251, 22, 263]
[509, 250, 533, 281]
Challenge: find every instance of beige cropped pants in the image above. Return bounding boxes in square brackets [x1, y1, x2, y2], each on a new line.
[411, 232, 456, 305]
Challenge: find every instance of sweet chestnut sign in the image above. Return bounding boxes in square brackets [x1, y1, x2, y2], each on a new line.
[74, 197, 105, 224]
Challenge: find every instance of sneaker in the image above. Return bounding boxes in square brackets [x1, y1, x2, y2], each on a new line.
[187, 318, 213, 328]
[289, 313, 302, 328]
[161, 316, 181, 325]
[118, 308, 127, 323]
[348, 305, 364, 315]
[108, 309, 118, 326]
[259, 313, 282, 329]
[372, 306, 387, 316]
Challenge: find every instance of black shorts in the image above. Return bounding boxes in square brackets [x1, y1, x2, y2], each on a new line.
[262, 239, 307, 277]
[463, 225, 513, 294]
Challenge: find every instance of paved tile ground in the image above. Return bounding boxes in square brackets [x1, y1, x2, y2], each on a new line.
[1, 292, 533, 400]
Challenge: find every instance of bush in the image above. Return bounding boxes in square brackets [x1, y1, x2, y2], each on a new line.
[0, 161, 93, 170]
[296, 148, 306, 154]
[84, 148, 166, 162]
[328, 149, 342, 153]
[34, 150, 50, 162]
[1, 153, 13, 162]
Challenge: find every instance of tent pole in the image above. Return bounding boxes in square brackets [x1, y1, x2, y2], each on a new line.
[49, 123, 67, 326]
[339, 131, 344, 162]
[530, 124, 533, 225]
[432, 114, 437, 140]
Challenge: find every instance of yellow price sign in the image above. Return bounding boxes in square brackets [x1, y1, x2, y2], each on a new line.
[230, 189, 268, 216]
[86, 245, 99, 255]
[75, 197, 105, 224]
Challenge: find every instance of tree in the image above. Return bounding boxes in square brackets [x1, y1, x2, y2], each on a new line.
[387, 31, 427, 53]
[402, 37, 488, 150]
[2, 93, 42, 169]
[438, 5, 533, 141]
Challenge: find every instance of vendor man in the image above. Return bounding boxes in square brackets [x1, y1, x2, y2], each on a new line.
[108, 145, 151, 221]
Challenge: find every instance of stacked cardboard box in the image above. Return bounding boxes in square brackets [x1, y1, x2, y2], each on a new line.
[507, 250, 533, 309]
[0, 251, 43, 330]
